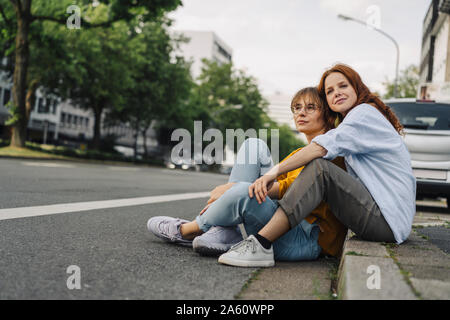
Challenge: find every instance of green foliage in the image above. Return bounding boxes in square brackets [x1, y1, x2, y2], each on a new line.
[106, 16, 193, 143]
[0, 0, 183, 147]
[277, 124, 305, 160]
[383, 64, 419, 99]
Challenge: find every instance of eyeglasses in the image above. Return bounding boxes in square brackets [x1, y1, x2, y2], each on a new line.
[290, 103, 319, 115]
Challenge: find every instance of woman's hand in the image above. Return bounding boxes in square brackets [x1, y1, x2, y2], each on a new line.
[207, 182, 235, 205]
[248, 173, 278, 204]
[199, 182, 235, 215]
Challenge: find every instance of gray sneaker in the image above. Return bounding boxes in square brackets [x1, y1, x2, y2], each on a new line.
[218, 235, 275, 267]
[147, 216, 192, 247]
[193, 226, 243, 256]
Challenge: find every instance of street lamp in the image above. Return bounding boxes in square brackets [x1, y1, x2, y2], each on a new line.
[338, 14, 400, 98]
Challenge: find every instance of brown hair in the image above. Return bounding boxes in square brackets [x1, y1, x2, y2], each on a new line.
[291, 87, 339, 132]
[317, 63, 404, 135]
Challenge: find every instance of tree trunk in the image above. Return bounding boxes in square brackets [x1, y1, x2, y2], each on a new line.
[92, 106, 103, 150]
[133, 122, 140, 162]
[142, 127, 148, 157]
[10, 0, 32, 148]
[25, 79, 39, 121]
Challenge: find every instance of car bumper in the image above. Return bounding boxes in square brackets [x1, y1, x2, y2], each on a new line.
[416, 179, 450, 198]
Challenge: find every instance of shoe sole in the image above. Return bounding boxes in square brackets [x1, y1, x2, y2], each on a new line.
[192, 238, 233, 256]
[217, 255, 275, 267]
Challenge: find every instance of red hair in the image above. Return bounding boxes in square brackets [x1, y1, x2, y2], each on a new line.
[317, 63, 403, 135]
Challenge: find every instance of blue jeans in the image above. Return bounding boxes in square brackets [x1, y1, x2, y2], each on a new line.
[196, 138, 321, 261]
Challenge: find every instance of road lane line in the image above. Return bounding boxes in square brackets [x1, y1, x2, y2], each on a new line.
[21, 162, 75, 168]
[0, 192, 210, 221]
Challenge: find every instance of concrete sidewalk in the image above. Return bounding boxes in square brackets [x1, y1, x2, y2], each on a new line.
[238, 207, 449, 300]
[337, 215, 450, 300]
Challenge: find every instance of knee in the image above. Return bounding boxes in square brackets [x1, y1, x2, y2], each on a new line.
[241, 138, 269, 154]
[227, 182, 252, 199]
[218, 182, 252, 207]
[305, 158, 329, 173]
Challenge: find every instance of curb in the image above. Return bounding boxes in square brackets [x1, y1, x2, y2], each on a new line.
[336, 231, 417, 300]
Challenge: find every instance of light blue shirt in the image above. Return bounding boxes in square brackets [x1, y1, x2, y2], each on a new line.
[312, 103, 416, 244]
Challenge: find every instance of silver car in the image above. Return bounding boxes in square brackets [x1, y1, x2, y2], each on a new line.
[386, 98, 450, 209]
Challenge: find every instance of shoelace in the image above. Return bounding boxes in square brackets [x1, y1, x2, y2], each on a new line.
[230, 238, 257, 254]
[158, 220, 180, 241]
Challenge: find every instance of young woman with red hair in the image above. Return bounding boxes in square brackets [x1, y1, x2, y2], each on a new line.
[217, 63, 416, 268]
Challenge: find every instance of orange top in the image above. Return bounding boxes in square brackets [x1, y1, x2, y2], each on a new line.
[276, 148, 348, 257]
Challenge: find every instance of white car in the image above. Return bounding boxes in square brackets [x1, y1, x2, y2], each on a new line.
[386, 98, 450, 209]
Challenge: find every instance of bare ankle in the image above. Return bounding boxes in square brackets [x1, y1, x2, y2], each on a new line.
[180, 223, 203, 240]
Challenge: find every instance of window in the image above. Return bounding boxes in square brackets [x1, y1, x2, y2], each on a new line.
[67, 114, 72, 127]
[60, 112, 66, 124]
[52, 99, 58, 114]
[389, 102, 450, 130]
[37, 98, 44, 113]
[3, 88, 11, 106]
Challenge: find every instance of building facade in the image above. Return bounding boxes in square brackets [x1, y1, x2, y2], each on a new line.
[264, 91, 307, 144]
[419, 0, 450, 99]
[176, 31, 233, 80]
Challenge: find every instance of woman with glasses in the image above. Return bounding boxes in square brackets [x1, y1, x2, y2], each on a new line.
[217, 64, 415, 268]
[147, 87, 348, 264]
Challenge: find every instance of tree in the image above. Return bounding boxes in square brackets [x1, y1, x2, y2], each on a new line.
[383, 64, 419, 99]
[184, 59, 304, 162]
[105, 16, 193, 158]
[188, 60, 269, 136]
[0, 0, 181, 148]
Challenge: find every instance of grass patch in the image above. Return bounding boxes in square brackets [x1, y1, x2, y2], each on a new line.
[0, 146, 69, 159]
[324, 256, 340, 300]
[0, 140, 165, 166]
[384, 244, 422, 299]
[345, 251, 367, 256]
[234, 269, 263, 299]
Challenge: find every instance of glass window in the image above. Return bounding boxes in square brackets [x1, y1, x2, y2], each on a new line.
[37, 98, 44, 113]
[44, 99, 50, 113]
[3, 88, 11, 106]
[52, 99, 58, 114]
[389, 102, 450, 130]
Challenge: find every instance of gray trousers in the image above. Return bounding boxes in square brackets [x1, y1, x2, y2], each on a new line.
[278, 158, 396, 243]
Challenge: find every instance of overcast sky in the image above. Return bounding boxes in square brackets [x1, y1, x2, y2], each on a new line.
[168, 0, 430, 97]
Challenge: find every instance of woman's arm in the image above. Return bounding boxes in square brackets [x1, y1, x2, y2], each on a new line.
[249, 142, 327, 204]
[266, 182, 280, 200]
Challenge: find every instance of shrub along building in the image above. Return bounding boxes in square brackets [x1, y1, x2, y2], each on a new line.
[0, 31, 235, 160]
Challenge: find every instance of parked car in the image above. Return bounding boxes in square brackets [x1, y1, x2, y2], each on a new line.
[386, 98, 450, 209]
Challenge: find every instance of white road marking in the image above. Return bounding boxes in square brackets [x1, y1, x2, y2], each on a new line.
[0, 192, 210, 221]
[106, 166, 140, 171]
[21, 162, 75, 168]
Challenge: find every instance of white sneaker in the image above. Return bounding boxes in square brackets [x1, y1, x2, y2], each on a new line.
[218, 235, 275, 267]
[193, 226, 243, 256]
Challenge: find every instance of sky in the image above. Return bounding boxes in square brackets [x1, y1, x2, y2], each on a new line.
[168, 0, 431, 97]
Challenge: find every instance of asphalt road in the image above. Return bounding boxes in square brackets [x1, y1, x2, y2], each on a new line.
[1, 158, 448, 300]
[0, 158, 261, 299]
